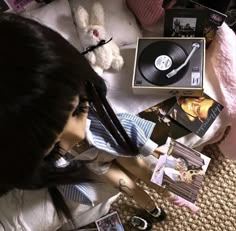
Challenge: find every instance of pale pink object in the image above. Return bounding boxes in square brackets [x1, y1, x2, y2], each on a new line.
[172, 195, 200, 214]
[126, 0, 176, 27]
[206, 23, 236, 159]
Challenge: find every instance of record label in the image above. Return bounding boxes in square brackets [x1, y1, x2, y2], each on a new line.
[138, 41, 189, 86]
[155, 55, 172, 71]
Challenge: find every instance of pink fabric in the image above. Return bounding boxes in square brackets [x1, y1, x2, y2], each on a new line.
[173, 196, 200, 214]
[206, 23, 236, 159]
[126, 0, 176, 28]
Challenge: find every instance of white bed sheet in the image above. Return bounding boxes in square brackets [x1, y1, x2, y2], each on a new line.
[1, 0, 235, 230]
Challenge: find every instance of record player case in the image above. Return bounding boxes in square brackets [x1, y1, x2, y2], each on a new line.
[132, 37, 205, 96]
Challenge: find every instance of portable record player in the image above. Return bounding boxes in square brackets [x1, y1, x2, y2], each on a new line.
[132, 37, 205, 96]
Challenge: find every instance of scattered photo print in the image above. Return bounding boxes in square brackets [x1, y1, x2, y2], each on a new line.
[151, 137, 211, 203]
[138, 97, 191, 147]
[167, 93, 224, 137]
[96, 211, 125, 231]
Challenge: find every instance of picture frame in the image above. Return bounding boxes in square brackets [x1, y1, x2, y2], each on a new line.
[164, 8, 206, 37]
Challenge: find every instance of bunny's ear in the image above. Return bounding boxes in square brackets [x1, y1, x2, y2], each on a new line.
[74, 5, 89, 29]
[90, 1, 104, 26]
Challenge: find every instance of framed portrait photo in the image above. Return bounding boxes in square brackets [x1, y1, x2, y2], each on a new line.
[164, 8, 206, 37]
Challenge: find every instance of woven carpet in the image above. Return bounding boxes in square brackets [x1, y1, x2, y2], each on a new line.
[82, 143, 236, 230]
[109, 144, 236, 231]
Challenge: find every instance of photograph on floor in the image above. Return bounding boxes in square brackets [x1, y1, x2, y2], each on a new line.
[151, 137, 211, 203]
[96, 211, 125, 231]
[167, 93, 224, 137]
[138, 97, 191, 147]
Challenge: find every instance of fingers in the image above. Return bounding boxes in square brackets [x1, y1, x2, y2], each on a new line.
[152, 149, 164, 159]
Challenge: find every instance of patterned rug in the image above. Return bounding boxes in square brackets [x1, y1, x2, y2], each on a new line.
[109, 144, 236, 231]
[82, 143, 236, 230]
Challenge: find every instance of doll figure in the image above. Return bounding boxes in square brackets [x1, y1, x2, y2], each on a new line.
[0, 13, 142, 229]
[56, 107, 167, 226]
[0, 13, 198, 231]
[57, 107, 200, 225]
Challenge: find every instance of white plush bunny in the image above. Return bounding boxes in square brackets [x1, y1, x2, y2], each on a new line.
[73, 1, 124, 74]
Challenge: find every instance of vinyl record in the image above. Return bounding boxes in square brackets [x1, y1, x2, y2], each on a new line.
[138, 41, 189, 86]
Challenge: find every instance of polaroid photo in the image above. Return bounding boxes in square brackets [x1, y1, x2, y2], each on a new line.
[151, 137, 211, 203]
[164, 8, 206, 37]
[95, 211, 125, 231]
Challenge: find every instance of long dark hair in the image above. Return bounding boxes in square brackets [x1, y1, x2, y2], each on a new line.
[0, 13, 138, 223]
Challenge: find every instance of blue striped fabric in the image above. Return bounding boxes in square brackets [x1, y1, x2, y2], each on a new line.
[58, 184, 94, 205]
[58, 112, 157, 204]
[87, 112, 157, 156]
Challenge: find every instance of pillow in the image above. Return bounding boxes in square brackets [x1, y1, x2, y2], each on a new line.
[69, 0, 142, 47]
[22, 0, 81, 51]
[126, 0, 176, 28]
[206, 23, 236, 160]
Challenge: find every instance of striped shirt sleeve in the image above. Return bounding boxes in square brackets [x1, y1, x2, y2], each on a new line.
[88, 112, 158, 156]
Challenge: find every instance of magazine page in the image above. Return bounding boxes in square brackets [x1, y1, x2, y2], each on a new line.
[151, 137, 211, 203]
[138, 97, 191, 147]
[167, 93, 224, 137]
[188, 0, 227, 47]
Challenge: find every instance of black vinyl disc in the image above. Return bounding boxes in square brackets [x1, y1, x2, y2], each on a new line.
[138, 41, 189, 86]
